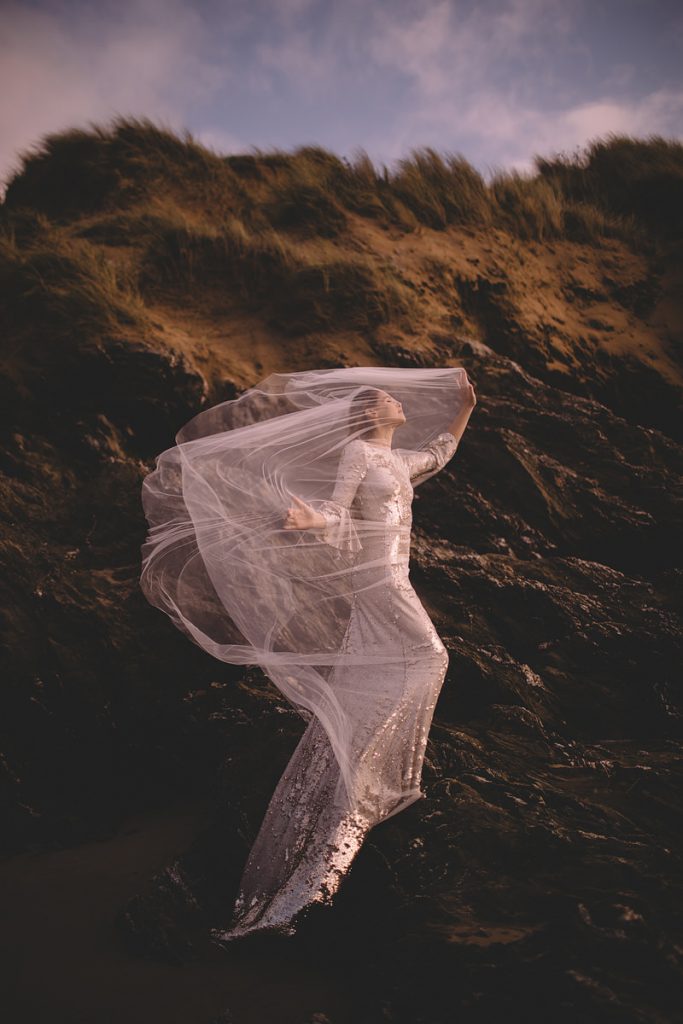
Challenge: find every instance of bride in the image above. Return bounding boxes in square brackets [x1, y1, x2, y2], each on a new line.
[139, 366, 476, 944]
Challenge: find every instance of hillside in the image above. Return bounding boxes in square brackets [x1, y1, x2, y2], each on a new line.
[0, 117, 681, 1023]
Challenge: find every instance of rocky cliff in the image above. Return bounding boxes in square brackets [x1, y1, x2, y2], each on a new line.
[1, 117, 681, 1023]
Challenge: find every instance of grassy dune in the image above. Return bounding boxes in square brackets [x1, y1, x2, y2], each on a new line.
[2, 119, 680, 429]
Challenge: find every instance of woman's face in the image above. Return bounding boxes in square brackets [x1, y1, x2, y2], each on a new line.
[373, 390, 405, 426]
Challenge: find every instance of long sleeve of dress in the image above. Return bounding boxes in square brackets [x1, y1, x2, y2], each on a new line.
[309, 440, 368, 554]
[398, 432, 459, 487]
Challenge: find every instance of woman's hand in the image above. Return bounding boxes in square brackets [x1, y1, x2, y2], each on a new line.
[283, 495, 326, 531]
[446, 379, 477, 441]
[463, 380, 477, 409]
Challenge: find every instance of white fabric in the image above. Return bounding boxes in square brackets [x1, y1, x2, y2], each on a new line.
[140, 366, 469, 815]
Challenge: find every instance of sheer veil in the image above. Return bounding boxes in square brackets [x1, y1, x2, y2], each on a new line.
[140, 365, 470, 804]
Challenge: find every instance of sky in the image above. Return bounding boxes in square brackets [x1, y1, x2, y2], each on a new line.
[1, 0, 682, 194]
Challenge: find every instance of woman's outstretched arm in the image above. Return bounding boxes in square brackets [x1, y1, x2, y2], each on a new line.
[399, 379, 476, 485]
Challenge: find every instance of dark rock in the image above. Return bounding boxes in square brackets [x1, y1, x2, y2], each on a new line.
[1, 130, 682, 1021]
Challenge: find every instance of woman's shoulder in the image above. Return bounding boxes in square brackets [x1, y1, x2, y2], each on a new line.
[338, 438, 370, 464]
[341, 438, 368, 454]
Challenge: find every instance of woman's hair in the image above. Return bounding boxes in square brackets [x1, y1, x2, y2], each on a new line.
[347, 386, 384, 438]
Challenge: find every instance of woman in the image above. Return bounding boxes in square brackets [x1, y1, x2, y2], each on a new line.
[139, 366, 476, 943]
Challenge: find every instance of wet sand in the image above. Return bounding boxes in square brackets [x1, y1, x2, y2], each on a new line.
[0, 798, 356, 1024]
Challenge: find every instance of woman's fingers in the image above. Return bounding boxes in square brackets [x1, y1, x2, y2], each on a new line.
[284, 495, 309, 529]
[283, 494, 315, 530]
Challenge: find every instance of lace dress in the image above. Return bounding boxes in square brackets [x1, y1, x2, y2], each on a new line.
[210, 432, 458, 944]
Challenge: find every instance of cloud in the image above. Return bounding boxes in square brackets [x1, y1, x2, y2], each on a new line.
[1, 0, 680, 197]
[562, 88, 683, 140]
[254, 27, 336, 92]
[360, 0, 682, 176]
[368, 1, 454, 99]
[367, 0, 574, 96]
[0, 0, 231, 189]
[195, 125, 249, 156]
[369, 83, 683, 180]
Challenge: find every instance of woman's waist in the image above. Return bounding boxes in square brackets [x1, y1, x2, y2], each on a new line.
[356, 530, 411, 555]
[354, 519, 411, 534]
[352, 544, 412, 577]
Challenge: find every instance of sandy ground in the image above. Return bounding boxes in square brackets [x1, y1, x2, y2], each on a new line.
[133, 214, 683, 415]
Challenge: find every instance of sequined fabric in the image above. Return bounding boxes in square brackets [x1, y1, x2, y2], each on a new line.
[210, 432, 458, 944]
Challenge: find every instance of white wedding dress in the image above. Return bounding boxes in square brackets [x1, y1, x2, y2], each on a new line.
[210, 431, 459, 943]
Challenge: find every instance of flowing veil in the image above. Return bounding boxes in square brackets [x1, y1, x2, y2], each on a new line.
[140, 365, 470, 805]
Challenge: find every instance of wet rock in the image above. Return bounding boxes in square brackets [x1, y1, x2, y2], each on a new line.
[1, 135, 681, 1020]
